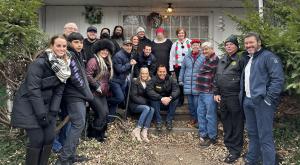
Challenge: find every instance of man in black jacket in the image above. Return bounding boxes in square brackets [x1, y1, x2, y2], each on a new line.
[134, 44, 157, 78]
[83, 26, 98, 64]
[136, 26, 152, 54]
[147, 65, 180, 131]
[213, 35, 244, 163]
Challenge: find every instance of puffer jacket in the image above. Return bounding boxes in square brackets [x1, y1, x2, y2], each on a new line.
[11, 52, 65, 129]
[112, 49, 132, 83]
[178, 52, 204, 95]
[129, 79, 150, 111]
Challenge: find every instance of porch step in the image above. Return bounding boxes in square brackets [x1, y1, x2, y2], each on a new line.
[148, 127, 198, 135]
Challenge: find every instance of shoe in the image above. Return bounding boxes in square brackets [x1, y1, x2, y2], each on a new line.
[156, 123, 162, 131]
[141, 128, 150, 143]
[199, 137, 211, 148]
[224, 154, 239, 163]
[55, 158, 72, 165]
[39, 145, 52, 165]
[131, 127, 142, 141]
[166, 121, 173, 131]
[25, 147, 40, 165]
[70, 155, 89, 163]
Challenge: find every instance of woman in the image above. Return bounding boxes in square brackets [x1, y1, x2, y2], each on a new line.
[178, 39, 204, 127]
[11, 35, 71, 165]
[169, 27, 191, 106]
[86, 39, 114, 142]
[131, 35, 139, 60]
[130, 67, 154, 143]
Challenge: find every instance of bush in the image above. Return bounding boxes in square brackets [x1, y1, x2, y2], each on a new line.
[228, 0, 300, 94]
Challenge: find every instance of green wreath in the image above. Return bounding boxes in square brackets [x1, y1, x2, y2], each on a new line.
[83, 6, 103, 25]
[147, 12, 162, 29]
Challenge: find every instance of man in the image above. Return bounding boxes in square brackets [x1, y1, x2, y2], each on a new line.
[83, 26, 98, 64]
[134, 44, 157, 78]
[213, 35, 244, 163]
[108, 40, 136, 121]
[151, 27, 173, 73]
[197, 42, 219, 147]
[147, 65, 180, 131]
[111, 25, 125, 52]
[136, 26, 152, 54]
[241, 32, 284, 165]
[63, 22, 78, 38]
[55, 32, 93, 165]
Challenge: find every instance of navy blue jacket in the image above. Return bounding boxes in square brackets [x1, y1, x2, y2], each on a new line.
[134, 52, 157, 78]
[239, 49, 284, 106]
[112, 49, 132, 83]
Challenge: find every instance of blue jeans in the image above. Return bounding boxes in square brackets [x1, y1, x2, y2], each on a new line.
[150, 98, 178, 124]
[60, 101, 86, 161]
[197, 93, 217, 139]
[243, 97, 276, 165]
[187, 95, 199, 121]
[52, 122, 71, 152]
[131, 105, 155, 128]
[107, 81, 126, 118]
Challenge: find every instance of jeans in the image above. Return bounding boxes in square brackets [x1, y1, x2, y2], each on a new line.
[197, 93, 217, 139]
[52, 122, 71, 152]
[187, 95, 199, 121]
[150, 98, 178, 124]
[107, 81, 126, 119]
[131, 105, 155, 128]
[243, 97, 276, 165]
[60, 101, 86, 161]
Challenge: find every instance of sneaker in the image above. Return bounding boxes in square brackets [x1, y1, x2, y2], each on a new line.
[166, 121, 173, 131]
[199, 138, 211, 147]
[156, 123, 162, 131]
[224, 154, 239, 163]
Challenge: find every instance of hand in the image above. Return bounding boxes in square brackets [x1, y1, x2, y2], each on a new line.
[36, 113, 49, 128]
[130, 59, 137, 65]
[161, 97, 171, 106]
[96, 87, 102, 94]
[214, 95, 221, 103]
[171, 72, 176, 79]
[179, 82, 183, 86]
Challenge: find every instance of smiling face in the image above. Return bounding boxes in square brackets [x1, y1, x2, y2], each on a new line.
[192, 43, 200, 53]
[87, 31, 97, 40]
[143, 45, 152, 56]
[140, 67, 150, 81]
[98, 49, 109, 58]
[51, 38, 67, 57]
[225, 42, 238, 56]
[202, 46, 214, 58]
[123, 44, 133, 53]
[244, 36, 261, 55]
[137, 31, 145, 38]
[64, 23, 78, 37]
[177, 30, 186, 40]
[131, 36, 139, 46]
[157, 66, 167, 80]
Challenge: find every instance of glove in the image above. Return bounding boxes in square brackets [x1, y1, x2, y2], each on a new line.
[36, 113, 49, 128]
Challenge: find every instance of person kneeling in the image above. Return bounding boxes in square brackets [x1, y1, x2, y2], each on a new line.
[130, 67, 154, 142]
[147, 65, 180, 131]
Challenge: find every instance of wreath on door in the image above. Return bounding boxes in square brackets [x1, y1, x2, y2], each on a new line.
[147, 12, 162, 29]
[83, 6, 103, 25]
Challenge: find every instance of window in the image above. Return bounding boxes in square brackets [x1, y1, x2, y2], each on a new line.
[123, 15, 209, 42]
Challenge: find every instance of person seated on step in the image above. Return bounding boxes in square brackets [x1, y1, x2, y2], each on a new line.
[147, 64, 180, 131]
[130, 67, 154, 142]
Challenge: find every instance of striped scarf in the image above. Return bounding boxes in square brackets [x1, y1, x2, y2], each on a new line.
[46, 49, 71, 83]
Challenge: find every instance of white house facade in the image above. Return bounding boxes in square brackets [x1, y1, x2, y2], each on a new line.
[40, 0, 258, 54]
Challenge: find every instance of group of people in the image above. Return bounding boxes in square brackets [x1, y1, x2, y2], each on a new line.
[10, 21, 284, 165]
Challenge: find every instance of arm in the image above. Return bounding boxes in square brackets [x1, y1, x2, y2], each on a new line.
[178, 57, 186, 84]
[113, 54, 131, 74]
[86, 58, 100, 90]
[169, 43, 176, 72]
[150, 56, 158, 77]
[265, 54, 285, 104]
[130, 82, 148, 105]
[49, 83, 65, 113]
[146, 80, 163, 101]
[170, 78, 180, 99]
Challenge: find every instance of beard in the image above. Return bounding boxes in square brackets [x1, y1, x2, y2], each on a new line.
[115, 32, 122, 38]
[101, 33, 110, 39]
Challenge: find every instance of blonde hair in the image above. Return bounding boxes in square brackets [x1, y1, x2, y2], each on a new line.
[201, 41, 213, 48]
[138, 67, 151, 82]
[95, 51, 113, 80]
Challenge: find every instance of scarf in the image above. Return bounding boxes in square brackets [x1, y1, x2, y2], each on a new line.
[46, 49, 71, 83]
[175, 39, 191, 68]
[192, 51, 199, 61]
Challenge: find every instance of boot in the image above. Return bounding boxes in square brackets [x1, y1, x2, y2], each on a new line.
[131, 127, 142, 142]
[141, 128, 150, 143]
[25, 147, 41, 165]
[97, 124, 108, 143]
[39, 145, 52, 165]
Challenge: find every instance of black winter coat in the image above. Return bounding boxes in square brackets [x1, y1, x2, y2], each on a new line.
[213, 53, 244, 96]
[83, 38, 98, 64]
[129, 79, 150, 111]
[11, 52, 65, 129]
[146, 75, 180, 101]
[134, 53, 157, 78]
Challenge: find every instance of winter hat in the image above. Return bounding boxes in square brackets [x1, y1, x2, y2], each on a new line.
[93, 39, 115, 55]
[191, 39, 201, 45]
[136, 26, 145, 34]
[67, 32, 84, 42]
[155, 27, 165, 35]
[87, 26, 97, 33]
[224, 35, 239, 48]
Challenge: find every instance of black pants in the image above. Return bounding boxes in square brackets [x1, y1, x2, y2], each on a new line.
[89, 95, 109, 128]
[220, 95, 244, 156]
[174, 66, 184, 105]
[26, 119, 56, 148]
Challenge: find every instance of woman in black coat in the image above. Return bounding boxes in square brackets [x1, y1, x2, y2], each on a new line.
[130, 67, 154, 143]
[11, 35, 71, 165]
[86, 39, 114, 142]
